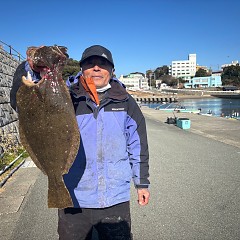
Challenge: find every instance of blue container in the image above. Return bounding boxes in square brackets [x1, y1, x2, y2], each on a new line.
[176, 118, 191, 129]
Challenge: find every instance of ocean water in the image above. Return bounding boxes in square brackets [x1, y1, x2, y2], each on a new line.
[144, 98, 240, 118]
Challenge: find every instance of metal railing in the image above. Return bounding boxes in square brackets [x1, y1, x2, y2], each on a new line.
[0, 40, 25, 61]
[0, 151, 26, 187]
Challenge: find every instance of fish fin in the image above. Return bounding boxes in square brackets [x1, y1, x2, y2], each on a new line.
[18, 125, 47, 174]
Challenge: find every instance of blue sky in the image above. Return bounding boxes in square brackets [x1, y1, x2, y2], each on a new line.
[1, 0, 240, 77]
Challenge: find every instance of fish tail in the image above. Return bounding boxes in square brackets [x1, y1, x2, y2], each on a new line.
[47, 178, 73, 209]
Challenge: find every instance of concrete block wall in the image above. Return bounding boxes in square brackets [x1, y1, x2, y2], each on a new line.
[0, 48, 21, 157]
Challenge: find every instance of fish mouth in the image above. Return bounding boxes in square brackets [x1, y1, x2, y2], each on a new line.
[27, 45, 68, 71]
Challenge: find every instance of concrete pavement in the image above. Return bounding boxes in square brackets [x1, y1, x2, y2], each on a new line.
[140, 106, 240, 149]
[0, 109, 240, 239]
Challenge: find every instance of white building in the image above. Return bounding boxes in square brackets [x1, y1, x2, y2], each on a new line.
[221, 60, 239, 69]
[169, 54, 197, 81]
[155, 79, 162, 89]
[119, 73, 149, 90]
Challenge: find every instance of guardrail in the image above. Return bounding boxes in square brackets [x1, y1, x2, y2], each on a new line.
[0, 151, 26, 187]
[0, 40, 25, 61]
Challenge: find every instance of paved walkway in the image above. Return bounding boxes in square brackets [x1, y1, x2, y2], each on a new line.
[140, 106, 240, 149]
[21, 159, 36, 168]
[0, 110, 240, 239]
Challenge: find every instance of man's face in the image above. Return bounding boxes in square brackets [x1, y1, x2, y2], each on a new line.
[81, 56, 113, 89]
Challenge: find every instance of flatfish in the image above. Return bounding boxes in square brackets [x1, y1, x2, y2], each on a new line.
[16, 46, 80, 208]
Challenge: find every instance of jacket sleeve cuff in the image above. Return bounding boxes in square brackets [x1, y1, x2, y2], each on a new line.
[135, 184, 149, 189]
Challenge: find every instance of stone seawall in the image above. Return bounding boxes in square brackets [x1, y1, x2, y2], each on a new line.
[0, 48, 21, 157]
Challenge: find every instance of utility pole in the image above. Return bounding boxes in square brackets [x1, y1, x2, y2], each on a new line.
[150, 74, 151, 90]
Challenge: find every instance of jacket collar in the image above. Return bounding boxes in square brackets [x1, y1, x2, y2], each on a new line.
[70, 77, 128, 102]
[107, 78, 128, 101]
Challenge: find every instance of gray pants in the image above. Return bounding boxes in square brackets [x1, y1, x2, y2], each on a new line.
[58, 201, 132, 240]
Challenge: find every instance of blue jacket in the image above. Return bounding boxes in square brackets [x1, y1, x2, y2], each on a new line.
[64, 75, 150, 208]
[10, 63, 150, 208]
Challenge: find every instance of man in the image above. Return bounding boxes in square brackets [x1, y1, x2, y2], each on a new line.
[11, 45, 150, 240]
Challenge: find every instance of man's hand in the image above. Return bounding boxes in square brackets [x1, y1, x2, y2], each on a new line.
[137, 188, 150, 206]
[21, 72, 35, 87]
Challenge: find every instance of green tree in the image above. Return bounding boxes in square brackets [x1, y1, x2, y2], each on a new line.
[146, 70, 154, 80]
[146, 70, 155, 87]
[154, 65, 169, 79]
[178, 77, 185, 84]
[62, 58, 80, 80]
[195, 68, 209, 77]
[221, 64, 240, 86]
[160, 75, 178, 87]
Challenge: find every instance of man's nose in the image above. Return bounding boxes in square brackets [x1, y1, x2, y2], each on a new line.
[93, 64, 101, 70]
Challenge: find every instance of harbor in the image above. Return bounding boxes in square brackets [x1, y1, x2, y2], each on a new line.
[145, 97, 240, 119]
[130, 89, 240, 119]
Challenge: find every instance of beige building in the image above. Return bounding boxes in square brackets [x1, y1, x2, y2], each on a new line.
[196, 65, 209, 72]
[119, 73, 149, 90]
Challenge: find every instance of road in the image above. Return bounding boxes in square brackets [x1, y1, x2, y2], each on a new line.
[1, 114, 240, 239]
